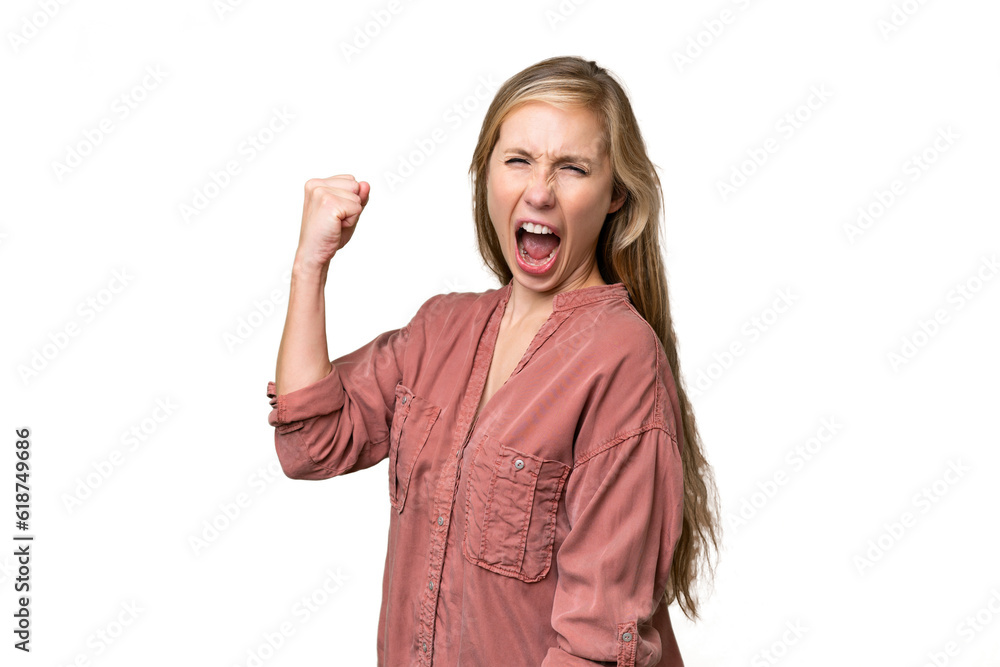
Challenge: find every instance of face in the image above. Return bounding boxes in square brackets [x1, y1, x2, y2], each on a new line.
[486, 101, 625, 295]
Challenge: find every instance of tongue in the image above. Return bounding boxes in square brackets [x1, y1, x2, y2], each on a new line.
[522, 231, 559, 261]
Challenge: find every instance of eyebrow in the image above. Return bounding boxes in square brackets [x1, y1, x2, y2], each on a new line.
[502, 147, 595, 168]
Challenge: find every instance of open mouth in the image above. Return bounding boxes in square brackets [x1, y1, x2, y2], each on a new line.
[515, 223, 561, 268]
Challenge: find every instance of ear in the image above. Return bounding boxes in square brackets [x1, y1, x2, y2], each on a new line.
[607, 185, 626, 214]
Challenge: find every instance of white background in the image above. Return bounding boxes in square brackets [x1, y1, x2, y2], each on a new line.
[3, 0, 999, 665]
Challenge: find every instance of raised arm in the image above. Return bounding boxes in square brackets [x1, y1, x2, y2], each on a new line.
[268, 174, 408, 481]
[275, 175, 370, 396]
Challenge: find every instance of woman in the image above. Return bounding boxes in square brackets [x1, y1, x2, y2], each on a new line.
[267, 56, 720, 666]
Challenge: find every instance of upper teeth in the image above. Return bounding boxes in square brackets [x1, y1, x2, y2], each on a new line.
[520, 222, 554, 235]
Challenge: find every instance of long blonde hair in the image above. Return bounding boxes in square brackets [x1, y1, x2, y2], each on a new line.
[468, 56, 721, 620]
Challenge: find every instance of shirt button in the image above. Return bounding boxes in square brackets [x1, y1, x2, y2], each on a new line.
[514, 458, 524, 470]
[622, 631, 633, 642]
[422, 642, 427, 652]
[437, 516, 445, 525]
[429, 581, 434, 591]
[401, 396, 408, 404]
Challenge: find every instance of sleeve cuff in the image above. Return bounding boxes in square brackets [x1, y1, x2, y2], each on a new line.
[266, 365, 345, 432]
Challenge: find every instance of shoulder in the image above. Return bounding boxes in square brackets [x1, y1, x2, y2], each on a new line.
[566, 296, 665, 376]
[407, 284, 505, 332]
[560, 295, 678, 446]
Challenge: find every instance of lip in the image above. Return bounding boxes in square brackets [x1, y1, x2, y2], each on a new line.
[513, 219, 561, 275]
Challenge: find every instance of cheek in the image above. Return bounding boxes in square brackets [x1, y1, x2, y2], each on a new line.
[485, 185, 506, 244]
[486, 177, 514, 224]
[565, 186, 610, 231]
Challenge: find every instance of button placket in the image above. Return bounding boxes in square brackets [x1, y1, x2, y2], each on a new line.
[418, 419, 474, 665]
[416, 287, 505, 666]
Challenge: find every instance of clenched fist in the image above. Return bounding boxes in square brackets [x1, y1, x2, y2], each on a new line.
[294, 174, 371, 272]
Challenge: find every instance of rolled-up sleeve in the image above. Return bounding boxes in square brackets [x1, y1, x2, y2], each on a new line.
[265, 320, 412, 481]
[542, 425, 684, 667]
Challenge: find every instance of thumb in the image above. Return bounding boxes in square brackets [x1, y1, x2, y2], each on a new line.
[358, 180, 371, 207]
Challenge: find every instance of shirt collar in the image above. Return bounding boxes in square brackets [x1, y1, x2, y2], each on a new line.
[501, 279, 630, 312]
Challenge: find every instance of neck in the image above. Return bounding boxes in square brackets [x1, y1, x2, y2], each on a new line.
[506, 262, 606, 325]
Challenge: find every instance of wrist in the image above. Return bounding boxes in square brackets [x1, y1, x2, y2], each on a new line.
[292, 254, 331, 283]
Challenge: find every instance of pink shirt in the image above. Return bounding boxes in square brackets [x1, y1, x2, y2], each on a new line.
[266, 281, 686, 666]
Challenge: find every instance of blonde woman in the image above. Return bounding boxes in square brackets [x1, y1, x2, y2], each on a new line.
[267, 56, 720, 666]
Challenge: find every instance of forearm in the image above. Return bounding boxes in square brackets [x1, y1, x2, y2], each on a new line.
[274, 256, 333, 396]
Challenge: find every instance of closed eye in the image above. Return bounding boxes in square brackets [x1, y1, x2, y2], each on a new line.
[504, 158, 587, 174]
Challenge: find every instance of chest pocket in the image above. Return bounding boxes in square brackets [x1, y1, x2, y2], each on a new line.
[462, 433, 571, 583]
[388, 383, 441, 513]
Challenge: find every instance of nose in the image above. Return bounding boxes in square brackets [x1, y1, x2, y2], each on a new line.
[523, 168, 555, 210]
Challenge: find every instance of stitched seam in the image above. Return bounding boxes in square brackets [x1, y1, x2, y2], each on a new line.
[478, 445, 503, 559]
[535, 462, 570, 579]
[513, 465, 538, 573]
[396, 406, 440, 510]
[574, 423, 674, 468]
[655, 346, 663, 429]
[463, 435, 488, 561]
[388, 385, 412, 509]
[553, 284, 629, 311]
[617, 297, 678, 441]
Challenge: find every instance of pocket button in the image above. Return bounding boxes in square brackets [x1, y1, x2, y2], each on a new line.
[514, 458, 524, 470]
